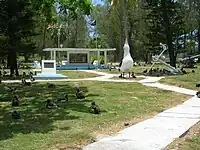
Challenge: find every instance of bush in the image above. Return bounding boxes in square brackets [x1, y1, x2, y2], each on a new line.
[100, 56, 104, 64]
[90, 56, 104, 64]
[91, 56, 97, 63]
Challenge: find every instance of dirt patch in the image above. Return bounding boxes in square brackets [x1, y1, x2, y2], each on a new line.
[48, 144, 82, 150]
[91, 113, 158, 139]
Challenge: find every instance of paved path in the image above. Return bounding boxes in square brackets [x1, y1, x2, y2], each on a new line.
[81, 70, 199, 150]
[2, 70, 199, 150]
[83, 97, 200, 150]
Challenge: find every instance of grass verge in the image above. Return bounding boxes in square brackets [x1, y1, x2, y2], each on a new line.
[165, 121, 200, 150]
[1, 70, 100, 80]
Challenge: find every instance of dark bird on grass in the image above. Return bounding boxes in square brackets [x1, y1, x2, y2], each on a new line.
[30, 77, 35, 82]
[7, 86, 17, 93]
[89, 138, 96, 144]
[181, 68, 187, 74]
[29, 71, 33, 76]
[90, 101, 100, 114]
[11, 110, 20, 119]
[124, 123, 130, 126]
[22, 79, 31, 86]
[22, 72, 26, 77]
[196, 91, 200, 98]
[132, 72, 136, 78]
[48, 83, 56, 88]
[30, 75, 35, 82]
[143, 69, 147, 74]
[46, 99, 58, 109]
[76, 87, 85, 99]
[196, 84, 200, 88]
[25, 81, 31, 86]
[57, 94, 68, 103]
[12, 95, 19, 106]
[22, 79, 25, 84]
[192, 70, 195, 73]
[3, 71, 7, 76]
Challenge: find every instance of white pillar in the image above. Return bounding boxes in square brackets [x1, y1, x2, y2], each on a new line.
[87, 52, 90, 64]
[67, 52, 70, 63]
[53, 50, 56, 60]
[97, 50, 100, 66]
[50, 51, 53, 60]
[104, 50, 107, 66]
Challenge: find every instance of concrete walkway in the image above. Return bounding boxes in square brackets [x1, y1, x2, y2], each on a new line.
[2, 70, 199, 150]
[80, 70, 199, 150]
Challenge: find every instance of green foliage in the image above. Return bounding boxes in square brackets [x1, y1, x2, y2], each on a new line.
[100, 56, 104, 64]
[86, 37, 109, 48]
[90, 56, 97, 63]
[58, 0, 92, 19]
[90, 56, 104, 64]
[0, 0, 38, 74]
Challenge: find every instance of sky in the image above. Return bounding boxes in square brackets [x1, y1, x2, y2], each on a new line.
[92, 0, 104, 5]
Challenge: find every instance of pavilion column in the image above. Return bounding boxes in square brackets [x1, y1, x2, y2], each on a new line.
[53, 50, 56, 60]
[104, 50, 107, 66]
[50, 51, 53, 60]
[58, 52, 60, 61]
[87, 52, 90, 64]
[67, 52, 70, 63]
[97, 50, 100, 66]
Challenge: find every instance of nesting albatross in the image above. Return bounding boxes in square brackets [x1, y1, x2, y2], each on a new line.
[119, 39, 134, 78]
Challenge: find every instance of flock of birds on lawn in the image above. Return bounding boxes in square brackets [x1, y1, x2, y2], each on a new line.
[142, 67, 188, 76]
[0, 71, 101, 120]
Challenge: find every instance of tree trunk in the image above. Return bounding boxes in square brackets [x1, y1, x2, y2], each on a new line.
[183, 31, 187, 49]
[161, 0, 176, 67]
[24, 55, 29, 62]
[119, 16, 124, 62]
[144, 52, 148, 64]
[198, 26, 200, 54]
[8, 50, 18, 76]
[118, 0, 125, 62]
[75, 18, 78, 48]
[128, 22, 133, 58]
[41, 21, 47, 60]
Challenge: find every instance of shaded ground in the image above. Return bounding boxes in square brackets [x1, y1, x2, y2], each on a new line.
[1, 70, 100, 80]
[0, 81, 190, 150]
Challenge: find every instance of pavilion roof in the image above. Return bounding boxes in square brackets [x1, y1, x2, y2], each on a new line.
[43, 48, 116, 52]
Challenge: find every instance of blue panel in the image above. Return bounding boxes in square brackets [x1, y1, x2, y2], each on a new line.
[56, 64, 107, 70]
[33, 73, 68, 80]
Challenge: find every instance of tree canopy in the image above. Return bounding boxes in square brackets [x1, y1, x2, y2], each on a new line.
[0, 0, 200, 74]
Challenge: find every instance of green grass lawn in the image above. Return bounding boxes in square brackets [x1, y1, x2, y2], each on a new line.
[160, 67, 199, 90]
[0, 81, 190, 150]
[1, 70, 100, 80]
[58, 70, 100, 79]
[101, 63, 200, 90]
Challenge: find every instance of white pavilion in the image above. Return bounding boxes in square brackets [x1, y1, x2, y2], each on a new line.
[43, 48, 116, 66]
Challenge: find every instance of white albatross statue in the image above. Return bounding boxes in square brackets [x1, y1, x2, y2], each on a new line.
[119, 39, 134, 78]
